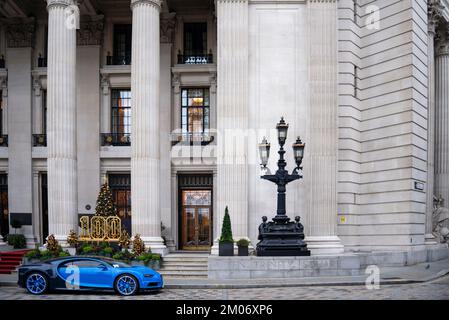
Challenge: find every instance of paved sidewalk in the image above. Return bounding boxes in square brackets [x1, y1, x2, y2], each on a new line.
[2, 258, 449, 289]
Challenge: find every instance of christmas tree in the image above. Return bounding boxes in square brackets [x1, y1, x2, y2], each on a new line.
[95, 183, 117, 217]
[219, 206, 234, 243]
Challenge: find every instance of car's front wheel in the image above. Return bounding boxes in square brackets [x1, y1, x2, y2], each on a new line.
[25, 272, 48, 295]
[114, 274, 139, 296]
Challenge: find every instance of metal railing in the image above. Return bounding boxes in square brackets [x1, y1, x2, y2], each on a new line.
[33, 134, 47, 147]
[101, 133, 131, 146]
[177, 52, 213, 65]
[106, 55, 131, 66]
[171, 132, 214, 146]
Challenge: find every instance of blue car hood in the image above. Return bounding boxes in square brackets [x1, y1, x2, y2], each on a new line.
[118, 266, 159, 275]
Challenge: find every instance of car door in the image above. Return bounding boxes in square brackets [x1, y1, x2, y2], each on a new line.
[57, 259, 114, 289]
[75, 259, 114, 289]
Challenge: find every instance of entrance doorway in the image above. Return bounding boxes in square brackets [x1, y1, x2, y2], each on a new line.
[178, 174, 213, 251]
[109, 174, 131, 235]
[0, 174, 8, 240]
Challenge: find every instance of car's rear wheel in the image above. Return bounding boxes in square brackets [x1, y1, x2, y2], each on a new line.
[25, 272, 48, 295]
[114, 274, 139, 296]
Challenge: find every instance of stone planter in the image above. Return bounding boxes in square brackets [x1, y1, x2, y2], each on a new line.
[150, 260, 161, 270]
[130, 260, 161, 270]
[219, 241, 234, 256]
[130, 261, 145, 267]
[238, 245, 249, 256]
[22, 257, 40, 265]
[66, 247, 76, 256]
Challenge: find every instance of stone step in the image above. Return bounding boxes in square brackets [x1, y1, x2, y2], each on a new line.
[161, 265, 208, 271]
[162, 261, 207, 268]
[159, 270, 208, 278]
[163, 257, 209, 262]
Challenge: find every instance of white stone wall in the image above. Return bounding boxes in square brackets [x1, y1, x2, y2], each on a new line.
[338, 0, 428, 251]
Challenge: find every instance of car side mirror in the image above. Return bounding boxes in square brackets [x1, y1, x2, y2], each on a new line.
[97, 265, 108, 271]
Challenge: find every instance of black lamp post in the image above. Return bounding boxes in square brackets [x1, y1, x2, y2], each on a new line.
[256, 117, 310, 256]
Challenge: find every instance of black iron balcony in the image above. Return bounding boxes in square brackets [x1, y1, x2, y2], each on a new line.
[0, 55, 5, 69]
[171, 132, 214, 146]
[106, 54, 131, 66]
[38, 55, 47, 68]
[177, 51, 213, 65]
[101, 133, 131, 147]
[33, 134, 47, 147]
[0, 135, 7, 147]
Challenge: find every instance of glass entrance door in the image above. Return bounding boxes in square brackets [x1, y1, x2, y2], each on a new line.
[181, 190, 212, 250]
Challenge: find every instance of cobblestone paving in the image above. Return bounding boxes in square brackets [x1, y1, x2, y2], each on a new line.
[1, 276, 449, 300]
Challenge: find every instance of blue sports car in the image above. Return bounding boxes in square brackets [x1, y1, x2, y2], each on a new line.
[17, 256, 163, 296]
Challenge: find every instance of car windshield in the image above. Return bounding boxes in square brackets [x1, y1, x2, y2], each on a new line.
[107, 261, 131, 268]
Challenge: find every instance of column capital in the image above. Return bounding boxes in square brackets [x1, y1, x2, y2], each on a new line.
[436, 27, 449, 56]
[47, 0, 77, 9]
[428, 0, 444, 35]
[131, 0, 162, 10]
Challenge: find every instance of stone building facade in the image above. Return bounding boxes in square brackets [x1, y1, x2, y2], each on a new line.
[0, 0, 446, 255]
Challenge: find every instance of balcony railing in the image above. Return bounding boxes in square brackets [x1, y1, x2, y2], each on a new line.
[177, 52, 213, 65]
[33, 134, 47, 147]
[38, 55, 47, 68]
[106, 54, 131, 66]
[101, 133, 131, 147]
[171, 132, 215, 146]
[0, 135, 7, 147]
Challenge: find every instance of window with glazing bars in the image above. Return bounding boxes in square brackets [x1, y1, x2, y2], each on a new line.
[181, 88, 210, 134]
[111, 89, 132, 137]
[184, 23, 207, 56]
[113, 24, 132, 65]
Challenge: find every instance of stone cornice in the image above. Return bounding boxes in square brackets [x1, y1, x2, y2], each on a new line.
[130, 0, 162, 10]
[5, 18, 35, 48]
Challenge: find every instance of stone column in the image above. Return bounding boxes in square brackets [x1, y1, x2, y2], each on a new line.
[130, 0, 167, 254]
[46, 0, 79, 242]
[215, 0, 249, 248]
[306, 0, 344, 254]
[435, 28, 449, 212]
[425, 1, 442, 244]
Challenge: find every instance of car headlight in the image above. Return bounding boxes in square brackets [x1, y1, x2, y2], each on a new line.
[144, 274, 154, 278]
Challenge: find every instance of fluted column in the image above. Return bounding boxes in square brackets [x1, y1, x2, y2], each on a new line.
[214, 0, 249, 250]
[426, 1, 441, 244]
[435, 28, 449, 212]
[46, 0, 78, 242]
[130, 0, 166, 254]
[306, 0, 343, 254]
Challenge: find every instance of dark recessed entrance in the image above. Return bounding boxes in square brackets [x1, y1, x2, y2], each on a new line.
[178, 174, 213, 251]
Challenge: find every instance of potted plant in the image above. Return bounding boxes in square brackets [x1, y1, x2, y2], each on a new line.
[219, 206, 234, 256]
[237, 238, 250, 256]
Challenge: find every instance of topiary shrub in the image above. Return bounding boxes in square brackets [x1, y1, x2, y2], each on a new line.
[7, 234, 26, 249]
[219, 206, 234, 243]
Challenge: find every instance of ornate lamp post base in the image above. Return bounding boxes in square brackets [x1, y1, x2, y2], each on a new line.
[256, 118, 310, 256]
[256, 216, 310, 256]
